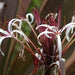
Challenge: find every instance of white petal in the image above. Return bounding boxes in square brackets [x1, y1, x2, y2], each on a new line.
[0, 36, 11, 56]
[53, 44, 56, 55]
[36, 24, 56, 31]
[56, 58, 66, 75]
[12, 19, 22, 29]
[0, 49, 5, 56]
[71, 15, 75, 22]
[61, 22, 75, 32]
[35, 53, 39, 58]
[37, 30, 54, 46]
[11, 30, 29, 42]
[8, 18, 22, 32]
[45, 33, 52, 38]
[37, 31, 53, 45]
[40, 48, 43, 53]
[37, 31, 54, 40]
[35, 53, 41, 60]
[0, 29, 10, 35]
[45, 28, 52, 39]
[71, 27, 73, 34]
[66, 27, 71, 41]
[56, 35, 62, 59]
[26, 13, 34, 23]
[56, 61, 60, 68]
[59, 58, 66, 75]
[38, 40, 42, 46]
[66, 25, 75, 41]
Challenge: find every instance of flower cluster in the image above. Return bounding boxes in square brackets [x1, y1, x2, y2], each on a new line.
[33, 7, 75, 75]
[0, 7, 75, 75]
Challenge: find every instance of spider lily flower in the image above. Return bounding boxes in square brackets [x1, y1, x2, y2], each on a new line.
[36, 21, 75, 58]
[0, 13, 34, 56]
[33, 7, 63, 74]
[36, 14, 75, 58]
[8, 13, 34, 32]
[33, 6, 75, 75]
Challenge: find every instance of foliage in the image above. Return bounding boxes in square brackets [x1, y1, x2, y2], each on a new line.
[27, 0, 42, 13]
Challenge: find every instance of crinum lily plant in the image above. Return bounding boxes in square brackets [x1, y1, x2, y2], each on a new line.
[0, 7, 75, 75]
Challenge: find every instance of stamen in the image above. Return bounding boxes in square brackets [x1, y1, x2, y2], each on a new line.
[26, 19, 37, 38]
[62, 37, 75, 55]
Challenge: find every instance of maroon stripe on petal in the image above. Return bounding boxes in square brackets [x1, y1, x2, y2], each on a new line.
[0, 33, 7, 36]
